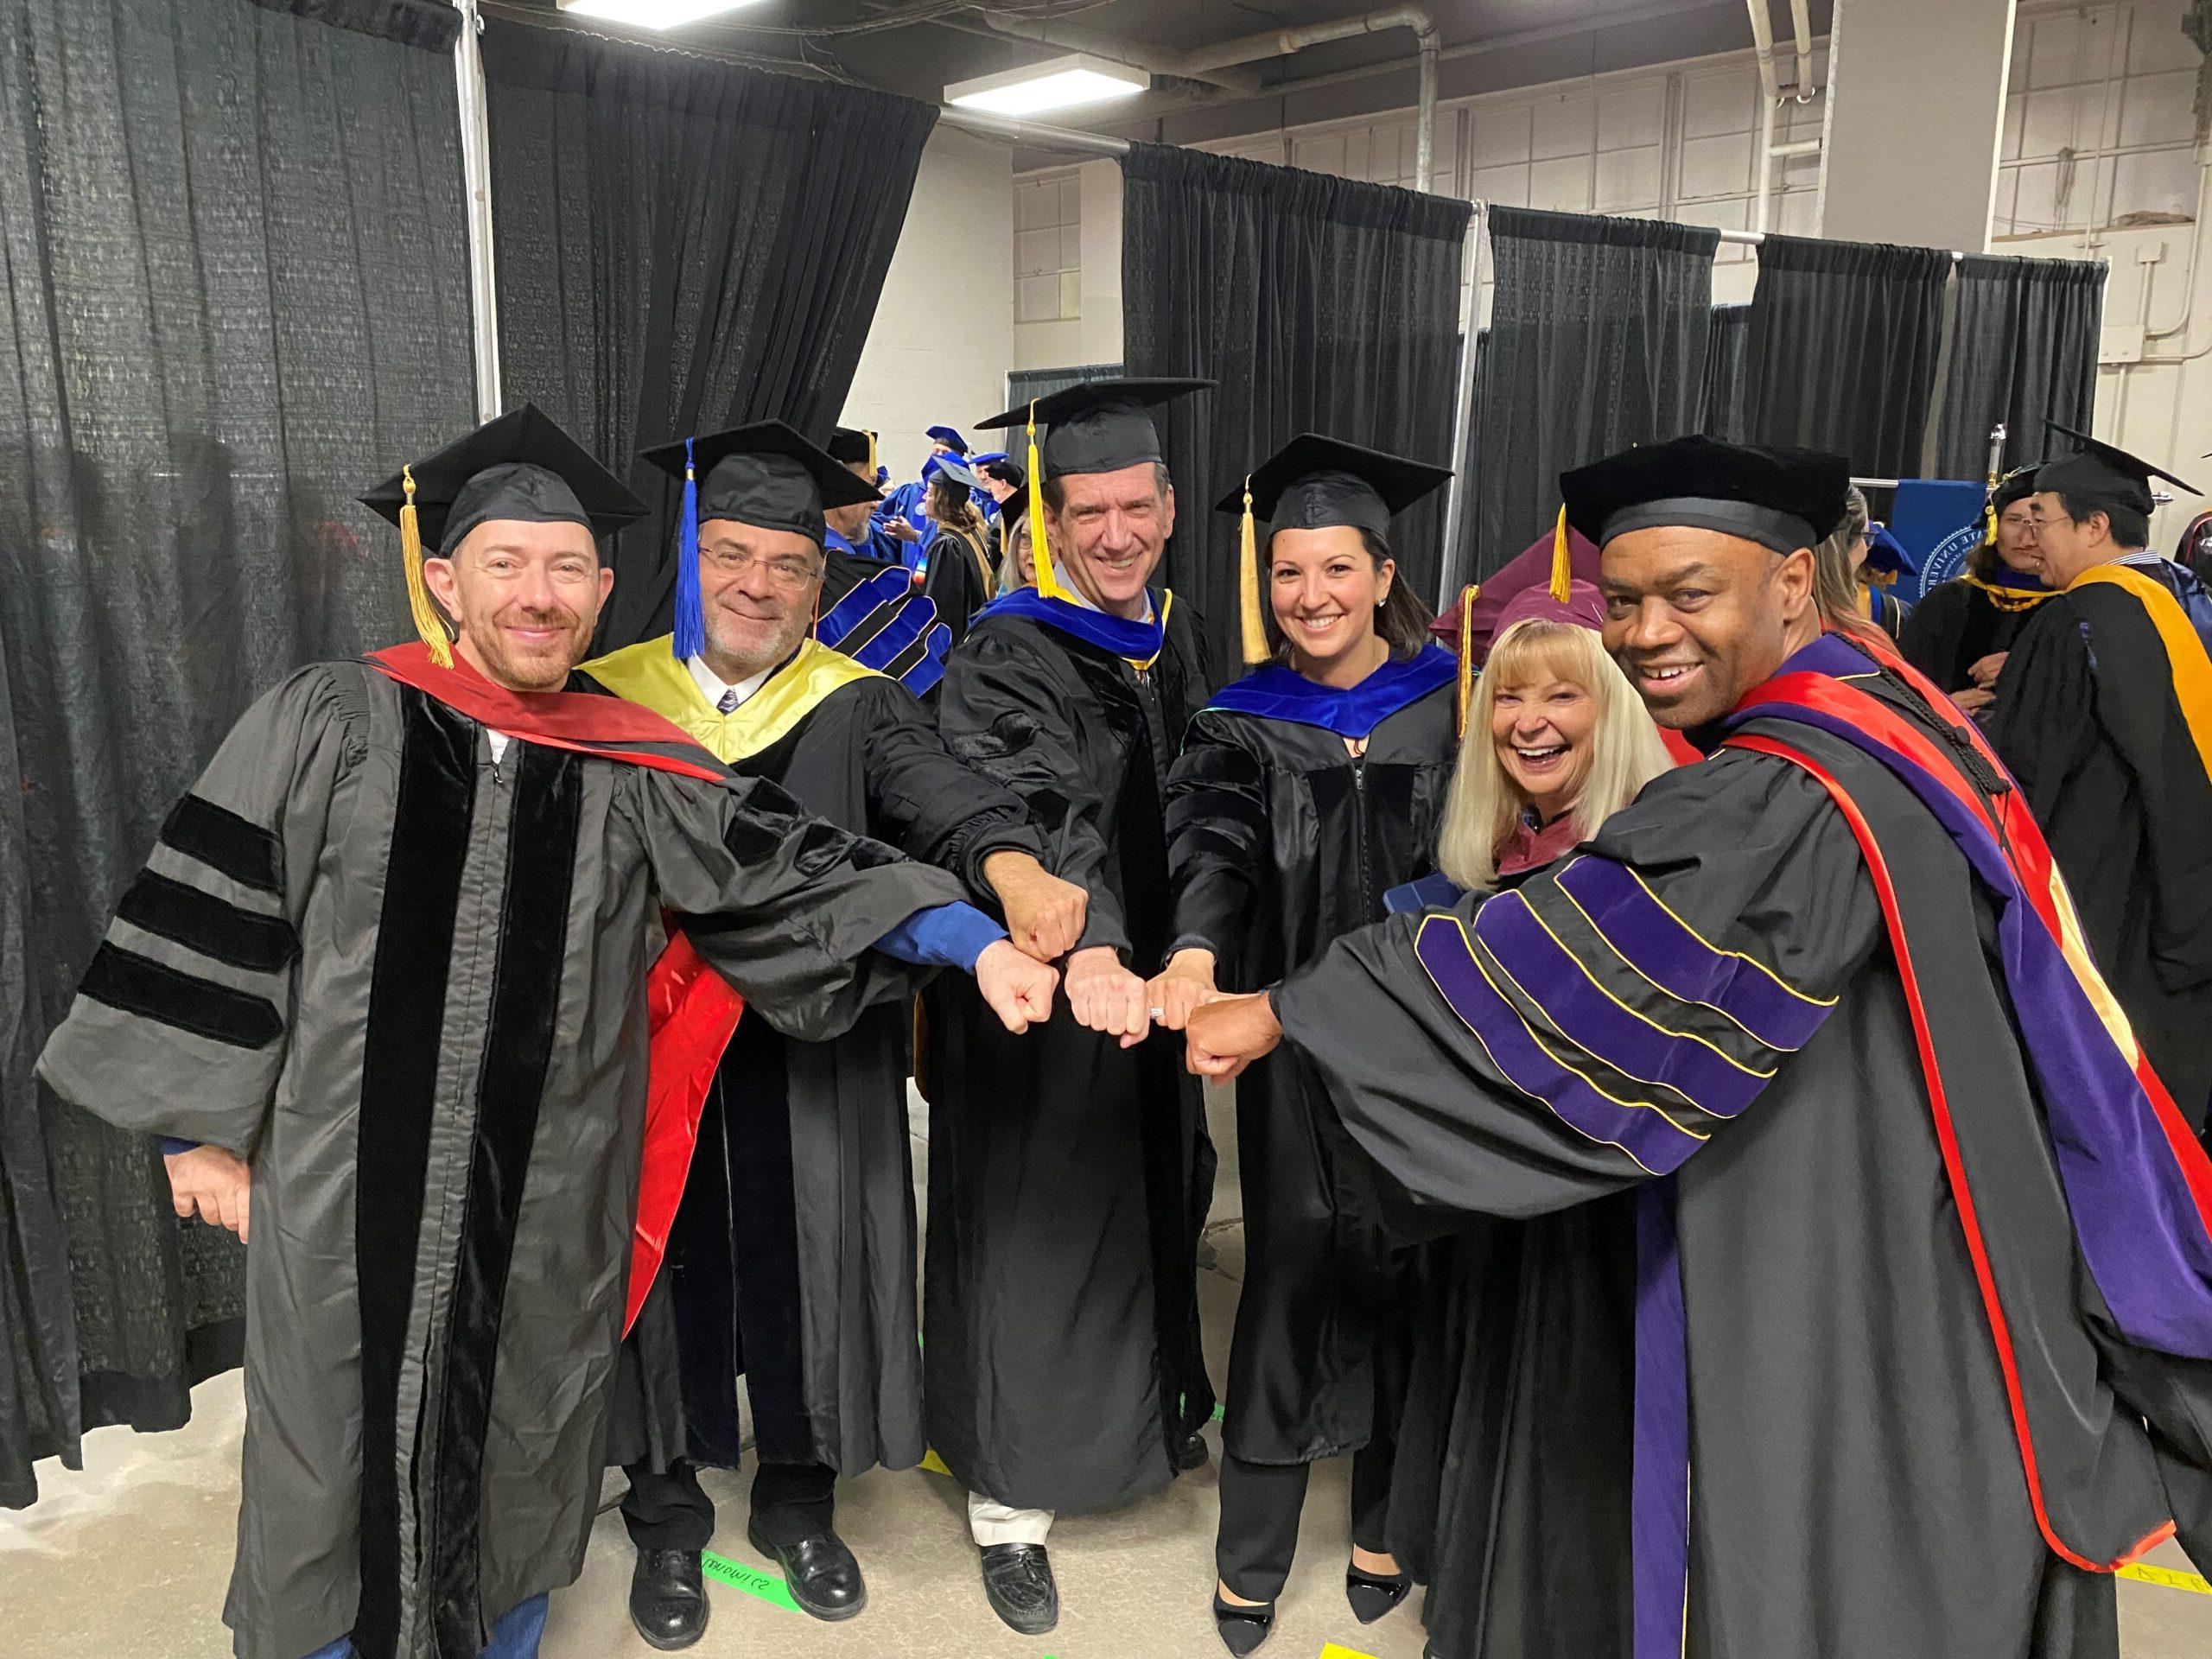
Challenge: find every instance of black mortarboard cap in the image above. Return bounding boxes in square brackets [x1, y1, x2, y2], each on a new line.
[637, 419, 880, 544]
[359, 402, 646, 556]
[976, 377, 1212, 480]
[1560, 434, 1851, 556]
[1212, 434, 1452, 545]
[1991, 463, 2043, 517]
[827, 426, 879, 472]
[2035, 422, 2200, 516]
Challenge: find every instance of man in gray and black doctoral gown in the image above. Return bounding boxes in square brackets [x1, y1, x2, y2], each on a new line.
[583, 420, 1086, 1647]
[35, 406, 1058, 1659]
[922, 378, 1219, 1636]
[1188, 435, 2212, 1659]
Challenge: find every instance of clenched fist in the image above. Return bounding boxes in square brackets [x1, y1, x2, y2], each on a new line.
[165, 1144, 251, 1243]
[983, 850, 1089, 962]
[1065, 946, 1153, 1047]
[976, 938, 1060, 1034]
[1145, 948, 1220, 1031]
[1185, 991, 1282, 1080]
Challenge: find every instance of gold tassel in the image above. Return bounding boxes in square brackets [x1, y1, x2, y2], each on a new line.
[1981, 501, 1998, 548]
[1549, 505, 1573, 604]
[400, 465, 452, 669]
[1027, 401, 1065, 601]
[1454, 582, 1478, 737]
[1238, 476, 1268, 664]
[867, 429, 879, 477]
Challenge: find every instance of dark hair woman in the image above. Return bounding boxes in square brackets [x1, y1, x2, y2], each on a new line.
[1151, 435, 1456, 1655]
[1898, 467, 2054, 711]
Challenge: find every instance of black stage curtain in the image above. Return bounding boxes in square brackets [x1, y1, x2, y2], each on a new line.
[1466, 207, 1719, 584]
[1933, 253, 2106, 479]
[482, 20, 938, 649]
[1742, 234, 1953, 476]
[1701, 303, 1754, 442]
[1121, 143, 1471, 669]
[0, 0, 474, 1505]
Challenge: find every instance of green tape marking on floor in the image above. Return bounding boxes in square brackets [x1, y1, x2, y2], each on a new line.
[2120, 1560, 2212, 1595]
[701, 1550, 801, 1613]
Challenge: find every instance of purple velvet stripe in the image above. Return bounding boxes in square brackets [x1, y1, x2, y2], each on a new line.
[1554, 857, 1831, 1052]
[1477, 893, 1774, 1119]
[1414, 915, 1705, 1174]
[1729, 697, 2212, 1359]
[1633, 1176, 1691, 1659]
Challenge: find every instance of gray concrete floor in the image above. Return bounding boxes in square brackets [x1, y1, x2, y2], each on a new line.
[5, 1080, 2212, 1656]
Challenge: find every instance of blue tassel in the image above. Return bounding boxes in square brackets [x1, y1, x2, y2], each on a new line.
[672, 436, 704, 661]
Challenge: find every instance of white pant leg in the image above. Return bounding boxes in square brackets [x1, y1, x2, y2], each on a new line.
[968, 1490, 1054, 1548]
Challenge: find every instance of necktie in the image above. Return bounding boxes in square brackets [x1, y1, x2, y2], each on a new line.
[717, 689, 740, 715]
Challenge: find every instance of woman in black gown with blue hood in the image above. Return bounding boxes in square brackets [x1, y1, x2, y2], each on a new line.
[1149, 435, 1457, 1654]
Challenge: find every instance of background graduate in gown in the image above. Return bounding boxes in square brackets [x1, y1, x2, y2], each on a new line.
[1899, 464, 2053, 708]
[1986, 427, 2212, 1136]
[1147, 434, 1456, 1656]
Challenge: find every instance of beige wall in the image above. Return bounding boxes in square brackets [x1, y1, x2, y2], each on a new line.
[1012, 160, 1125, 372]
[843, 125, 1014, 486]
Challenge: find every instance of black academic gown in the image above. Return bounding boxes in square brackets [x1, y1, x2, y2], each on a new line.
[1275, 665, 2212, 1658]
[922, 593, 1218, 1513]
[1899, 573, 2050, 694]
[600, 654, 1046, 1484]
[918, 521, 996, 642]
[1163, 671, 1456, 1465]
[1986, 562, 2212, 1134]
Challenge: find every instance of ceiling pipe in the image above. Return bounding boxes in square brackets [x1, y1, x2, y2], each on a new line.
[941, 103, 1133, 154]
[1788, 0, 1815, 97]
[1165, 5, 1443, 191]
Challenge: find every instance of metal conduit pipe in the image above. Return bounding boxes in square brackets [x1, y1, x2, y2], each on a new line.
[1166, 5, 1442, 191]
[1788, 0, 1815, 98]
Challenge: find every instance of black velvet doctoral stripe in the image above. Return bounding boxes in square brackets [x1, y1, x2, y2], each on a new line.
[78, 941, 283, 1048]
[160, 793, 283, 894]
[429, 742, 581, 1659]
[116, 869, 297, 972]
[353, 691, 477, 1659]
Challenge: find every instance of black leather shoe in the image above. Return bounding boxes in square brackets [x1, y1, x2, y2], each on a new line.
[1175, 1433, 1211, 1472]
[747, 1523, 868, 1622]
[980, 1541, 1059, 1635]
[628, 1548, 709, 1651]
[1212, 1589, 1276, 1655]
[1345, 1560, 1412, 1624]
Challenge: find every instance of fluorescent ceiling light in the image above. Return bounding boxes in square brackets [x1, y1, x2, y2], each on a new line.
[945, 53, 1149, 117]
[557, 0, 766, 29]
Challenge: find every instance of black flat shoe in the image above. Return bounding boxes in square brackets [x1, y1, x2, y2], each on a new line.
[980, 1541, 1059, 1635]
[1175, 1433, 1211, 1472]
[1212, 1590, 1276, 1656]
[747, 1523, 868, 1622]
[1345, 1561, 1412, 1624]
[628, 1548, 709, 1650]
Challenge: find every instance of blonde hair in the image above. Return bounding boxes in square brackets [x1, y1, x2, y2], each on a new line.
[1812, 485, 1884, 641]
[1434, 619, 1675, 892]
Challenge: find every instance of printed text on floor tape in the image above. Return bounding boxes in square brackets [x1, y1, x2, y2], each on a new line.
[2119, 1560, 2212, 1595]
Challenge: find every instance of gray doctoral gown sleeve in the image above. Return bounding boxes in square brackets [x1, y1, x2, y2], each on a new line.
[629, 766, 969, 1043]
[36, 665, 360, 1154]
[1274, 748, 1884, 1224]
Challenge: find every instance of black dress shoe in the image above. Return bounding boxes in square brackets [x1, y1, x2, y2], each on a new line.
[747, 1523, 868, 1622]
[1175, 1433, 1211, 1472]
[1212, 1589, 1276, 1656]
[1345, 1560, 1412, 1624]
[980, 1541, 1059, 1635]
[628, 1548, 709, 1651]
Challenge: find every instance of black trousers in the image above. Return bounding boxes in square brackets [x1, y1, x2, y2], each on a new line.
[1215, 1437, 1396, 1604]
[620, 1457, 838, 1553]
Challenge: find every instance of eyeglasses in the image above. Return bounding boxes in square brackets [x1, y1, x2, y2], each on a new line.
[699, 547, 823, 588]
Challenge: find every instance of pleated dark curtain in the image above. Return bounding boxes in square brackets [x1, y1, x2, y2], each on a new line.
[0, 0, 474, 1504]
[1742, 235, 1953, 475]
[1465, 207, 1719, 584]
[1701, 303, 1754, 442]
[482, 21, 938, 649]
[1007, 362, 1123, 410]
[1932, 253, 2106, 479]
[1121, 143, 1471, 668]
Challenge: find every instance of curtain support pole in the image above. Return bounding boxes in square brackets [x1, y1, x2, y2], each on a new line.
[454, 0, 502, 422]
[1440, 200, 1484, 607]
